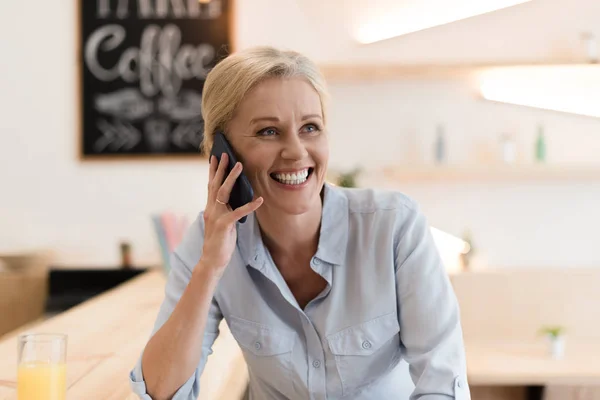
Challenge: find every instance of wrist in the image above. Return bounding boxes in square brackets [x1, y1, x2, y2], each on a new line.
[192, 258, 224, 283]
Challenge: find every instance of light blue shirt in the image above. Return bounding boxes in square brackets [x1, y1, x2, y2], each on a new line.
[130, 184, 471, 399]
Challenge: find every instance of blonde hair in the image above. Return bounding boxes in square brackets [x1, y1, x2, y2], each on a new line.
[200, 46, 329, 154]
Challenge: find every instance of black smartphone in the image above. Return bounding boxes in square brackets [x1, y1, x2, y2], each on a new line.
[210, 131, 254, 223]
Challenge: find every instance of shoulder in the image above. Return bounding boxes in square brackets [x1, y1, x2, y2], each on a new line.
[333, 186, 419, 215]
[333, 186, 428, 248]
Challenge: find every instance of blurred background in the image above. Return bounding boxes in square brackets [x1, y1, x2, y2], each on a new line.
[1, 0, 600, 399]
[1, 0, 600, 269]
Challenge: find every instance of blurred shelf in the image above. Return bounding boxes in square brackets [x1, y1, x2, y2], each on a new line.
[319, 61, 600, 81]
[381, 164, 600, 183]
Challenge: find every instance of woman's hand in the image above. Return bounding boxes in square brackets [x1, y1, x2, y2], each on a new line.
[199, 153, 263, 275]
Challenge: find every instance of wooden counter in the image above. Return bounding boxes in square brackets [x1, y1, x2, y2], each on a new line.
[467, 340, 600, 387]
[0, 270, 248, 400]
[453, 268, 600, 400]
[2, 267, 600, 400]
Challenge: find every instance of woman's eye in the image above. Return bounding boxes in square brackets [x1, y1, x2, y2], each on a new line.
[257, 127, 277, 137]
[302, 124, 320, 134]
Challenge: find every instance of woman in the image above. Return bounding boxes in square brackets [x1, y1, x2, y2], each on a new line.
[130, 46, 471, 400]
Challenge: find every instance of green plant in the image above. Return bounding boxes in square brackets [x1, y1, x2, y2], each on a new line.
[336, 167, 362, 188]
[538, 325, 565, 339]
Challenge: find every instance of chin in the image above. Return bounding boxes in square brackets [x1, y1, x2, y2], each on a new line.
[256, 174, 325, 215]
[264, 187, 322, 216]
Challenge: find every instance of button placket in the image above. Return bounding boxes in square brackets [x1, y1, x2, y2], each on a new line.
[454, 376, 470, 399]
[300, 315, 326, 399]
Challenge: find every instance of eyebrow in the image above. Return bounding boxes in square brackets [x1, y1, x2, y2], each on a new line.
[250, 114, 323, 125]
[302, 114, 323, 121]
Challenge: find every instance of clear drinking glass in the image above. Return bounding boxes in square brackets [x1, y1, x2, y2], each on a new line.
[17, 333, 68, 400]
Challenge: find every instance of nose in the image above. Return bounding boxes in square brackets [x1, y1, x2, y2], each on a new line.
[280, 133, 308, 161]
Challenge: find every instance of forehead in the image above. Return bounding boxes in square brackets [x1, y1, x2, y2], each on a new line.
[235, 77, 323, 119]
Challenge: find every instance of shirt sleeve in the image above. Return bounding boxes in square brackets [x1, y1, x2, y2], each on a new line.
[129, 233, 223, 399]
[394, 201, 471, 400]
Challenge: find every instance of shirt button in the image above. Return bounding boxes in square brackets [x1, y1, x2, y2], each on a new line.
[312, 360, 321, 368]
[313, 258, 321, 266]
[254, 342, 262, 351]
[362, 340, 372, 350]
[457, 380, 463, 388]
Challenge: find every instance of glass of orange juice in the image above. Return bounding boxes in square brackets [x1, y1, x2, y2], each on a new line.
[17, 333, 67, 400]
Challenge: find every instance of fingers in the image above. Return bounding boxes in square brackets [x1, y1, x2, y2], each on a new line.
[214, 153, 228, 187]
[208, 155, 217, 184]
[209, 153, 229, 203]
[206, 153, 260, 226]
[224, 197, 264, 225]
[216, 162, 242, 205]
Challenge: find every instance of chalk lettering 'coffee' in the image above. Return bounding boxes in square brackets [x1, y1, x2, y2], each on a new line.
[80, 0, 230, 157]
[85, 24, 215, 98]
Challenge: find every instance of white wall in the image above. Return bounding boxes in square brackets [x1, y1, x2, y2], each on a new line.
[0, 1, 209, 266]
[326, 78, 600, 268]
[1, 0, 600, 268]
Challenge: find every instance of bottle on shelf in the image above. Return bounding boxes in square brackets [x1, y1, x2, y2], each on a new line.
[120, 241, 132, 269]
[581, 32, 598, 64]
[500, 133, 516, 164]
[434, 124, 446, 165]
[535, 124, 546, 163]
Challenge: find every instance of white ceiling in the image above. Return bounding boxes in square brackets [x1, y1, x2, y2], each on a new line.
[236, 0, 600, 65]
[352, 0, 533, 43]
[297, 0, 536, 43]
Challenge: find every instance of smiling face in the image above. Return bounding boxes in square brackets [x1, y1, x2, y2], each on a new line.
[226, 77, 329, 216]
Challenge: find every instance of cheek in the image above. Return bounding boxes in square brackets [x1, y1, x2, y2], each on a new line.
[236, 142, 267, 171]
[313, 137, 329, 168]
[239, 150, 271, 183]
[243, 156, 264, 178]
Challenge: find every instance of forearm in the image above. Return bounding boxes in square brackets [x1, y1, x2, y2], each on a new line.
[141, 261, 220, 400]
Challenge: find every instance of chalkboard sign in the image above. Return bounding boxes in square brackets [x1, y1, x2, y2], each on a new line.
[79, 0, 232, 158]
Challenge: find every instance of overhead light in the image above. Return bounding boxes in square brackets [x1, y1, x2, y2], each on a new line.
[479, 65, 600, 118]
[356, 0, 532, 44]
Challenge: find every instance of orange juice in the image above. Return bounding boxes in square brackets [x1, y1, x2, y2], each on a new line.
[17, 362, 66, 400]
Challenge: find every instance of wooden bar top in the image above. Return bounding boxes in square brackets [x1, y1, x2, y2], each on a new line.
[0, 270, 247, 400]
[2, 268, 600, 399]
[466, 339, 600, 386]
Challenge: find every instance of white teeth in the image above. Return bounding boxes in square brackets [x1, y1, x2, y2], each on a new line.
[273, 169, 310, 185]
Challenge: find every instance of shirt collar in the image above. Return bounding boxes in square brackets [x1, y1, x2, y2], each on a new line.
[314, 183, 349, 266]
[236, 183, 349, 269]
[237, 211, 267, 271]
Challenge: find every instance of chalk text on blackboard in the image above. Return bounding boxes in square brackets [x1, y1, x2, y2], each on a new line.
[97, 0, 222, 19]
